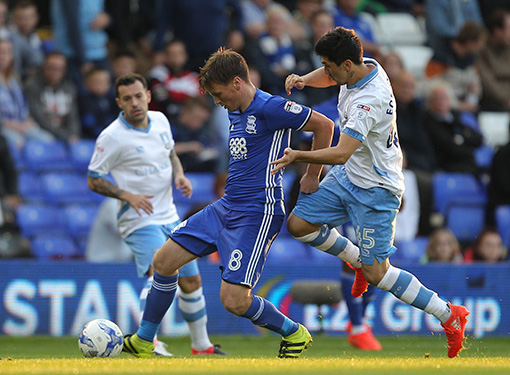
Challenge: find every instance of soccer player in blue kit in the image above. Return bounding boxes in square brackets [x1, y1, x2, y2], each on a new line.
[122, 48, 335, 358]
[272, 27, 470, 358]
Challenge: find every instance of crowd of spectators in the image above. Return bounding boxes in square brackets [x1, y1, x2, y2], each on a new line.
[0, 0, 508, 263]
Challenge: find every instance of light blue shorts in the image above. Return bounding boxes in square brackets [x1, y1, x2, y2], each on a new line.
[124, 221, 200, 278]
[170, 200, 284, 288]
[292, 165, 402, 265]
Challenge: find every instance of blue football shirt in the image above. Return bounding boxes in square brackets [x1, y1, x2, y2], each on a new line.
[221, 89, 311, 216]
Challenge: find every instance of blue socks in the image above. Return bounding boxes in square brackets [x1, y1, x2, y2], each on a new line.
[242, 295, 298, 336]
[137, 271, 178, 342]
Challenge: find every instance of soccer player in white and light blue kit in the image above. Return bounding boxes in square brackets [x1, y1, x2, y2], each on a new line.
[272, 27, 470, 358]
[121, 49, 335, 358]
[87, 74, 224, 356]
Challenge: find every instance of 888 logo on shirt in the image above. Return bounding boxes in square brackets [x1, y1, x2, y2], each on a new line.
[230, 137, 248, 160]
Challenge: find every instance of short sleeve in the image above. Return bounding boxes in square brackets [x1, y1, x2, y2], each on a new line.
[343, 99, 379, 143]
[263, 96, 312, 131]
[87, 132, 121, 177]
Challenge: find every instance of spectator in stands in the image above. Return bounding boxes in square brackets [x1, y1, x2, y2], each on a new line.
[478, 9, 510, 111]
[295, 9, 338, 106]
[153, 0, 243, 72]
[376, 0, 425, 16]
[424, 81, 482, 175]
[0, 38, 53, 147]
[79, 67, 117, 139]
[425, 21, 486, 113]
[393, 70, 435, 235]
[0, 0, 9, 39]
[51, 0, 111, 91]
[292, 0, 325, 41]
[422, 228, 463, 263]
[172, 96, 220, 173]
[332, 0, 381, 59]
[379, 52, 404, 83]
[148, 39, 201, 123]
[425, 0, 483, 65]
[486, 139, 510, 226]
[25, 51, 80, 143]
[9, 0, 44, 81]
[463, 227, 507, 262]
[246, 3, 306, 98]
[111, 51, 138, 81]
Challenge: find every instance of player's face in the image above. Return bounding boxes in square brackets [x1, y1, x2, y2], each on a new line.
[321, 57, 348, 85]
[207, 80, 241, 112]
[116, 80, 152, 126]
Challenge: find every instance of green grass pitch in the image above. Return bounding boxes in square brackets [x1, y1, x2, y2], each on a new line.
[1, 335, 509, 375]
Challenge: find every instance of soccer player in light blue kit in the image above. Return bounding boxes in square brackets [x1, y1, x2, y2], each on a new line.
[272, 27, 470, 358]
[87, 73, 224, 356]
[121, 48, 334, 358]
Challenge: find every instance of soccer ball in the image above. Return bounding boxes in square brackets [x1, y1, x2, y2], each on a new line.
[78, 319, 124, 358]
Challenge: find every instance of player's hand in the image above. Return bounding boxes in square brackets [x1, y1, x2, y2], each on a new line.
[285, 74, 306, 95]
[299, 173, 319, 194]
[124, 192, 154, 216]
[270, 147, 296, 175]
[175, 176, 192, 198]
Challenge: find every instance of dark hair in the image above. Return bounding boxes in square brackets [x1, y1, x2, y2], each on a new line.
[13, 0, 36, 10]
[314, 26, 363, 65]
[455, 21, 486, 44]
[473, 227, 505, 262]
[199, 48, 250, 92]
[488, 9, 510, 34]
[115, 73, 148, 97]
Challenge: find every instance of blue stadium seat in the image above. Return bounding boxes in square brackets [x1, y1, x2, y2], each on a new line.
[16, 204, 65, 237]
[474, 145, 495, 169]
[267, 237, 313, 265]
[23, 140, 73, 172]
[446, 204, 485, 243]
[18, 172, 45, 202]
[7, 141, 25, 171]
[31, 234, 80, 260]
[495, 205, 510, 248]
[69, 139, 96, 172]
[41, 172, 96, 205]
[433, 172, 486, 215]
[62, 204, 99, 239]
[393, 237, 428, 264]
[174, 172, 216, 205]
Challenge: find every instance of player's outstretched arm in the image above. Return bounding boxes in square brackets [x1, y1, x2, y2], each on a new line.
[87, 176, 154, 216]
[285, 67, 336, 94]
[170, 149, 192, 198]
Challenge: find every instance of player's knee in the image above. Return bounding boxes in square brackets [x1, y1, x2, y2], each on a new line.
[221, 296, 247, 316]
[178, 275, 202, 294]
[152, 252, 176, 275]
[286, 213, 313, 238]
[361, 264, 387, 286]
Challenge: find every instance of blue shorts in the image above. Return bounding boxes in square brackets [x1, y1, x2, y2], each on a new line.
[293, 165, 401, 265]
[124, 222, 200, 278]
[170, 200, 284, 287]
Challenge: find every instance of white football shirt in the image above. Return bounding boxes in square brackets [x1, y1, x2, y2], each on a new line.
[88, 111, 179, 238]
[337, 58, 405, 195]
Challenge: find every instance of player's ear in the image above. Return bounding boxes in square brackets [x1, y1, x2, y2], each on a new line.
[233, 76, 241, 90]
[147, 89, 152, 104]
[115, 97, 122, 109]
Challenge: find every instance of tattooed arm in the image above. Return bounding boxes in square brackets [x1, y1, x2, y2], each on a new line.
[87, 176, 154, 216]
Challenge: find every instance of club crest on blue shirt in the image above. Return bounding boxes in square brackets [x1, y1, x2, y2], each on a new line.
[246, 115, 257, 134]
[160, 132, 171, 149]
[284, 100, 303, 114]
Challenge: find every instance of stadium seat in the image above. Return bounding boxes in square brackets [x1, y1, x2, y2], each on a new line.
[478, 112, 510, 148]
[23, 140, 73, 172]
[474, 145, 495, 169]
[16, 204, 66, 238]
[41, 172, 96, 205]
[433, 172, 486, 215]
[446, 203, 485, 243]
[174, 172, 216, 205]
[495, 205, 510, 248]
[393, 45, 433, 79]
[69, 139, 96, 172]
[267, 237, 313, 265]
[7, 141, 25, 171]
[18, 172, 45, 202]
[376, 12, 426, 47]
[31, 234, 80, 260]
[62, 204, 99, 239]
[393, 237, 428, 264]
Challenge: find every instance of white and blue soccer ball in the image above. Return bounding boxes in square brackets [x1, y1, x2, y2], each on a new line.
[78, 319, 124, 358]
